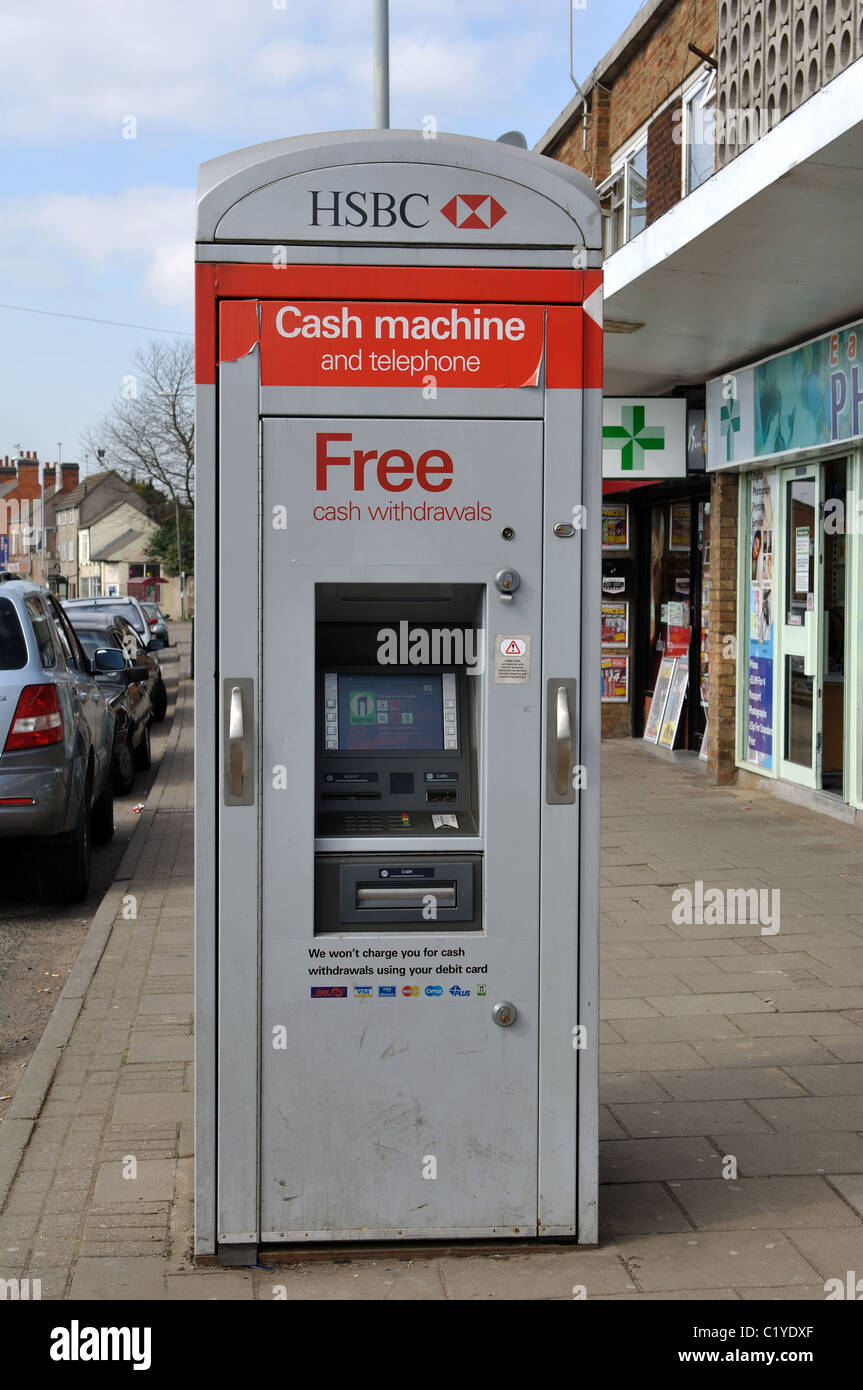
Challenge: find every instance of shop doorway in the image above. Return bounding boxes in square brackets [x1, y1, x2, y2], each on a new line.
[776, 459, 846, 796]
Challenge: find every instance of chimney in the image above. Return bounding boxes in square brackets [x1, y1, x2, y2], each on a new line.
[0, 454, 14, 482]
[43, 464, 57, 493]
[61, 463, 80, 492]
[16, 454, 40, 494]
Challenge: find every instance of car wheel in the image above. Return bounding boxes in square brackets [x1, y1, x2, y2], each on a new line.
[49, 795, 92, 903]
[114, 738, 136, 795]
[152, 678, 168, 722]
[91, 771, 115, 844]
[134, 721, 152, 771]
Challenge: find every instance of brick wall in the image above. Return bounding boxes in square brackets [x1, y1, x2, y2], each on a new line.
[602, 693, 633, 738]
[707, 470, 739, 784]
[646, 100, 682, 224]
[545, 0, 716, 190]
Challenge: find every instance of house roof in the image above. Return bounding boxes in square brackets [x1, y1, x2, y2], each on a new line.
[91, 527, 151, 563]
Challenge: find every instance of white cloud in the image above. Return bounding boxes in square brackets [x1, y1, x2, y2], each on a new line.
[0, 188, 195, 312]
[0, 0, 554, 142]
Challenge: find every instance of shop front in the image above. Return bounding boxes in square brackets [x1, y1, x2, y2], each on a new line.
[601, 397, 709, 748]
[707, 318, 863, 810]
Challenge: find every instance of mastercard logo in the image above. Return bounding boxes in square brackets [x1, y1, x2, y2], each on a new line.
[402, 985, 421, 997]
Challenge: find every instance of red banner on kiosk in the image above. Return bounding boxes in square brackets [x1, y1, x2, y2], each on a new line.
[221, 300, 553, 389]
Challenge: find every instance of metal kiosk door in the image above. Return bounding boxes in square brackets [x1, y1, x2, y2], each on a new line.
[259, 414, 544, 1239]
[195, 129, 603, 1257]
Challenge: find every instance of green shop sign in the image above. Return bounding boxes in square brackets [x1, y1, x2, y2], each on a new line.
[708, 318, 863, 469]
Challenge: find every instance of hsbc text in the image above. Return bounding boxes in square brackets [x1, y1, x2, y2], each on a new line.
[310, 191, 430, 228]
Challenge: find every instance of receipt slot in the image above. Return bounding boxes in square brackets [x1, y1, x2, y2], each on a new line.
[195, 131, 602, 1260]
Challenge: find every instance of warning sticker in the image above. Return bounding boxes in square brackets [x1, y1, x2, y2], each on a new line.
[494, 635, 531, 683]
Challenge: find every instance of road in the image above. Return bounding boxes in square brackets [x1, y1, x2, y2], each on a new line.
[0, 639, 183, 1118]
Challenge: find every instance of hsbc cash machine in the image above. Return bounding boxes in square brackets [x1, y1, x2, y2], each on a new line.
[195, 131, 602, 1261]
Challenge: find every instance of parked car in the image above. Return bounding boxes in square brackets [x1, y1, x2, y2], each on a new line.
[111, 615, 168, 722]
[141, 601, 170, 647]
[63, 601, 168, 721]
[63, 596, 164, 653]
[0, 578, 115, 901]
[67, 614, 153, 793]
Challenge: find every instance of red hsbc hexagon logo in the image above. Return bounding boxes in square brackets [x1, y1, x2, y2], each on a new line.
[440, 194, 507, 229]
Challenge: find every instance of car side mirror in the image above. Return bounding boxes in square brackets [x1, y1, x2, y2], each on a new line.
[93, 648, 127, 673]
[126, 664, 150, 684]
[146, 638, 165, 652]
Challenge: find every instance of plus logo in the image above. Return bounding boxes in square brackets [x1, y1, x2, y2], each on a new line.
[603, 404, 666, 472]
[440, 194, 507, 229]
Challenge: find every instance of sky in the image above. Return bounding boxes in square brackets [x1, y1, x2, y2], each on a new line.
[0, 0, 644, 472]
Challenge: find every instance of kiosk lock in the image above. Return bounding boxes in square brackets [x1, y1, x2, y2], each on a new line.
[494, 568, 521, 603]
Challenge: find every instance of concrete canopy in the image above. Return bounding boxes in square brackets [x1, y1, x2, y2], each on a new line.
[602, 60, 863, 395]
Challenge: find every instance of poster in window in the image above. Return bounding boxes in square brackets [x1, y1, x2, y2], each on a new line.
[747, 472, 777, 767]
[602, 504, 629, 550]
[643, 657, 676, 743]
[601, 654, 629, 702]
[669, 501, 691, 552]
[658, 657, 689, 749]
[601, 601, 629, 648]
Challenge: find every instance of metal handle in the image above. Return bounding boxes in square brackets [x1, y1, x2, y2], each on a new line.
[229, 686, 244, 797]
[546, 677, 577, 805]
[555, 685, 572, 797]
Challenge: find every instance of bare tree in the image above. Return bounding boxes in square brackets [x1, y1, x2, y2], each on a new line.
[83, 339, 194, 510]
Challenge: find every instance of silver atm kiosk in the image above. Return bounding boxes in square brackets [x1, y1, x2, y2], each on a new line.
[195, 130, 603, 1260]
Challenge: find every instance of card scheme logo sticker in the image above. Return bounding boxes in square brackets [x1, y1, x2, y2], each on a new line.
[440, 195, 506, 230]
[311, 986, 347, 998]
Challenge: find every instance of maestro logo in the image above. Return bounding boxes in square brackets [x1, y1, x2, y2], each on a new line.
[440, 194, 507, 230]
[402, 984, 421, 997]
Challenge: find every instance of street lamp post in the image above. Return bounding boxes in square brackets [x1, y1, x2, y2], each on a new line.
[174, 495, 185, 621]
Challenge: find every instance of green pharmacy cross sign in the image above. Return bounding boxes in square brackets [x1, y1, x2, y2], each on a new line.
[720, 395, 740, 461]
[603, 404, 665, 471]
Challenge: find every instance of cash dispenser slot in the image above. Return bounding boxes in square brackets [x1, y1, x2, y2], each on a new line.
[315, 854, 482, 931]
[356, 882, 457, 909]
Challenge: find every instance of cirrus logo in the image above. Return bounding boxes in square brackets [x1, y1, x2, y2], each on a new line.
[425, 985, 443, 996]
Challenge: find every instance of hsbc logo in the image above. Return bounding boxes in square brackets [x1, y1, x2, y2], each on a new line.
[440, 194, 507, 229]
[310, 190, 429, 228]
[308, 189, 507, 231]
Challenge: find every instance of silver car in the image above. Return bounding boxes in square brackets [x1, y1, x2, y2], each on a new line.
[0, 578, 116, 901]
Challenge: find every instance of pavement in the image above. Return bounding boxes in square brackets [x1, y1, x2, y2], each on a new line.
[1, 637, 862, 1300]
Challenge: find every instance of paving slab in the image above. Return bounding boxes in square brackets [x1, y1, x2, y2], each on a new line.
[671, 1177, 861, 1230]
[601, 1138, 724, 1183]
[711, 1132, 863, 1176]
[611, 1100, 771, 1138]
[598, 1183, 693, 1237]
[610, 1230, 821, 1293]
[649, 1067, 804, 1101]
[70, 1256, 167, 1301]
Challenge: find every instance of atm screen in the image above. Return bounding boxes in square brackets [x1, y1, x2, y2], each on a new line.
[335, 674, 446, 751]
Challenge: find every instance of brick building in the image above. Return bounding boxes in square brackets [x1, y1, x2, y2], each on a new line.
[539, 0, 863, 822]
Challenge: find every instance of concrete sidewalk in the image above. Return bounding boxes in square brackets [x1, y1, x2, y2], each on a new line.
[1, 657, 862, 1298]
